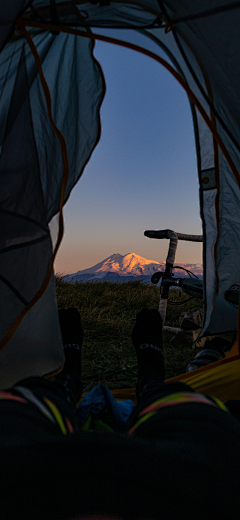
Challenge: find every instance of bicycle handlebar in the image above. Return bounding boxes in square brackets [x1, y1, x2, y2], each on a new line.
[144, 229, 203, 324]
[144, 229, 203, 242]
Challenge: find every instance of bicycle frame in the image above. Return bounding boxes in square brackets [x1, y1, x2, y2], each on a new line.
[144, 229, 203, 333]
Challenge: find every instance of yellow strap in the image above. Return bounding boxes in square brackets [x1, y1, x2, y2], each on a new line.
[44, 398, 67, 435]
[128, 411, 157, 435]
[210, 395, 229, 413]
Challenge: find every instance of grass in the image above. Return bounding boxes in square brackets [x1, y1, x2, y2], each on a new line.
[55, 276, 206, 394]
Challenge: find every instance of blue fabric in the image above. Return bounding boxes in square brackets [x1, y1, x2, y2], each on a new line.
[76, 385, 136, 432]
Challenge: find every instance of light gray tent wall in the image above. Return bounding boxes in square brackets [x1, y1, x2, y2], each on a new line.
[0, 23, 104, 386]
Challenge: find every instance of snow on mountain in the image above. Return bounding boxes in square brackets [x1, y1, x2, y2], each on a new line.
[64, 253, 203, 283]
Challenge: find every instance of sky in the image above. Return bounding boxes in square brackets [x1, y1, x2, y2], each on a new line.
[54, 32, 203, 276]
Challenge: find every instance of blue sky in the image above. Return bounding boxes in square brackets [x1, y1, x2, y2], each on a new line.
[54, 35, 203, 275]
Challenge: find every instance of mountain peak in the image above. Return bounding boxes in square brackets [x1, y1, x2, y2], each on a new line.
[64, 252, 203, 283]
[69, 252, 162, 278]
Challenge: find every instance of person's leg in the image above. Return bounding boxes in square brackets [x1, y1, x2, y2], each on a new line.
[131, 308, 165, 397]
[54, 307, 84, 405]
[131, 308, 192, 401]
[12, 375, 79, 434]
[125, 308, 196, 435]
[8, 308, 84, 436]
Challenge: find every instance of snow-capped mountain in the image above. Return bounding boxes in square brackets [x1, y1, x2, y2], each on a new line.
[63, 253, 203, 283]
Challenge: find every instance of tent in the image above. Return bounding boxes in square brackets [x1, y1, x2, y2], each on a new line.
[0, 1, 240, 400]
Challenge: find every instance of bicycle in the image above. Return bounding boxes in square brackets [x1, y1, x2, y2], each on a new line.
[144, 229, 203, 336]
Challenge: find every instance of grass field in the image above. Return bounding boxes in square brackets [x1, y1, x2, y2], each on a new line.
[56, 276, 205, 394]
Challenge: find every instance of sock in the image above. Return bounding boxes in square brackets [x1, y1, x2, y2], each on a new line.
[58, 308, 84, 402]
[131, 309, 165, 394]
[135, 343, 165, 394]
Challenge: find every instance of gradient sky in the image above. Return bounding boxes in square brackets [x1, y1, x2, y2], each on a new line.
[54, 33, 203, 276]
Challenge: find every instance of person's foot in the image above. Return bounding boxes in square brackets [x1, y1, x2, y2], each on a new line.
[131, 308, 165, 395]
[58, 308, 84, 402]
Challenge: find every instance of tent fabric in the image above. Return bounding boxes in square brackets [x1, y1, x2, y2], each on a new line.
[0, 0, 29, 53]
[167, 347, 240, 403]
[0, 6, 105, 386]
[109, 340, 240, 405]
[1, 1, 240, 385]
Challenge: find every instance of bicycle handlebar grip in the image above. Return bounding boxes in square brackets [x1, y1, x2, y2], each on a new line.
[144, 229, 172, 239]
[144, 229, 203, 242]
